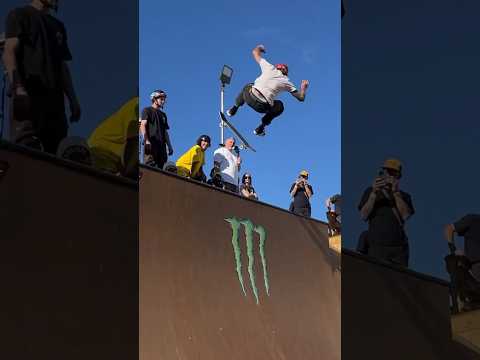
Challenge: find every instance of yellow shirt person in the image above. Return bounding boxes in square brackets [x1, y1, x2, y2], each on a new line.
[176, 135, 211, 179]
[88, 97, 139, 174]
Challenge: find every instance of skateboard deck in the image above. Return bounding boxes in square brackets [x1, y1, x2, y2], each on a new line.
[219, 112, 256, 152]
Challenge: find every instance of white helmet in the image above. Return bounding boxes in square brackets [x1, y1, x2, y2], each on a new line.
[150, 89, 166, 101]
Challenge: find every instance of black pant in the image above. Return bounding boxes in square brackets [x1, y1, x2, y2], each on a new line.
[368, 243, 409, 267]
[11, 89, 68, 154]
[223, 182, 239, 194]
[235, 84, 284, 126]
[292, 206, 311, 218]
[150, 139, 167, 170]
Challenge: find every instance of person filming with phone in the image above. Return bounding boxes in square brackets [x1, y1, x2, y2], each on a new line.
[289, 170, 314, 218]
[357, 159, 415, 266]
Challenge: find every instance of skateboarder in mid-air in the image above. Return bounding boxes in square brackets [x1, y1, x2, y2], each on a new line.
[226, 44, 309, 136]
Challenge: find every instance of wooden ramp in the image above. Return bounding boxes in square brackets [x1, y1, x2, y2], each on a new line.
[139, 166, 341, 360]
[452, 309, 480, 354]
[0, 142, 138, 359]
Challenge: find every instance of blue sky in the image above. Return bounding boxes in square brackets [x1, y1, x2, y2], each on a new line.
[140, 0, 340, 221]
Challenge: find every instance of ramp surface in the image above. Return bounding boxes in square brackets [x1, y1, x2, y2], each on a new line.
[452, 309, 480, 354]
[342, 250, 480, 360]
[139, 167, 341, 360]
[1, 143, 138, 359]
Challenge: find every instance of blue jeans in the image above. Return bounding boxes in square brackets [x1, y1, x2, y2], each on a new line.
[139, 132, 144, 164]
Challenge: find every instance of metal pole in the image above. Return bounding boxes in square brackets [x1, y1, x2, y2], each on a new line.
[220, 83, 225, 144]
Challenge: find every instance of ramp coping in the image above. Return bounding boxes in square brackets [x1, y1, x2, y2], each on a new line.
[140, 164, 328, 226]
[1, 140, 137, 189]
[343, 248, 450, 287]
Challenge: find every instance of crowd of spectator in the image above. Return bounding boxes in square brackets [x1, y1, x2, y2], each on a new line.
[138, 89, 329, 218]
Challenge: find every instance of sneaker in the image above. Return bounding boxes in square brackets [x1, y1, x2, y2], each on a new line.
[254, 125, 266, 136]
[226, 106, 238, 117]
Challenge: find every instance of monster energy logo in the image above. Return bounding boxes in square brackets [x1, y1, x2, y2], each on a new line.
[225, 217, 270, 304]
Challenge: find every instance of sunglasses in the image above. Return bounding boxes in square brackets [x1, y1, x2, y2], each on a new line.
[244, 176, 251, 179]
[384, 168, 400, 177]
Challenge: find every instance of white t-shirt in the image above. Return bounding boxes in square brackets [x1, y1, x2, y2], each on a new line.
[253, 58, 297, 106]
[214, 147, 239, 186]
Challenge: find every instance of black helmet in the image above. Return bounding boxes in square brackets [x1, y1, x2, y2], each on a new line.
[196, 134, 211, 146]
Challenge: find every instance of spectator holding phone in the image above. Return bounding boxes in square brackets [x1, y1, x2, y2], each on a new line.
[289, 170, 314, 217]
[357, 158, 415, 266]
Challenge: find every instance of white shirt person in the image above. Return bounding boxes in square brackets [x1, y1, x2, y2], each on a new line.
[213, 137, 241, 193]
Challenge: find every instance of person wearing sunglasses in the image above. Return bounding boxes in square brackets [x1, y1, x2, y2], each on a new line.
[358, 158, 415, 266]
[240, 173, 258, 200]
[289, 170, 314, 218]
[139, 89, 174, 170]
[176, 134, 211, 182]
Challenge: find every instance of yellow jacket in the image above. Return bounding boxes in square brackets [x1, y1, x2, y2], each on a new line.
[176, 145, 205, 178]
[88, 97, 138, 172]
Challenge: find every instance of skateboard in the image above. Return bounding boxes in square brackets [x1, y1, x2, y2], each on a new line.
[219, 112, 256, 152]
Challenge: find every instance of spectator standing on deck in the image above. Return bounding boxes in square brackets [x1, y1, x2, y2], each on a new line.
[326, 194, 341, 236]
[240, 173, 258, 200]
[176, 134, 210, 182]
[358, 158, 414, 266]
[289, 170, 314, 217]
[445, 214, 480, 279]
[139, 90, 173, 169]
[3, 0, 81, 154]
[213, 137, 241, 193]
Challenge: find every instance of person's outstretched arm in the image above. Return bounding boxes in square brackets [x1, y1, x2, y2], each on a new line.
[290, 80, 309, 102]
[252, 44, 266, 63]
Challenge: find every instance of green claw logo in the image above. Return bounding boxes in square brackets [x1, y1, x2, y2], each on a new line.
[225, 217, 270, 304]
